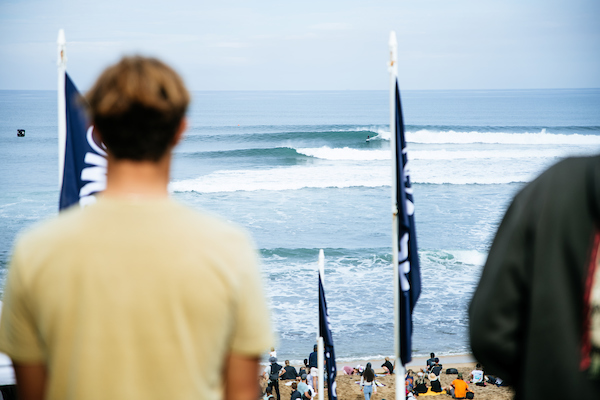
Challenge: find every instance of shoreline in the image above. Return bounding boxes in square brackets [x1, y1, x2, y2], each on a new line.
[336, 353, 477, 373]
[277, 353, 478, 372]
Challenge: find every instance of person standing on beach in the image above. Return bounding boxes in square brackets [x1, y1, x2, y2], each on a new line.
[0, 56, 273, 400]
[308, 345, 318, 391]
[470, 155, 600, 398]
[360, 363, 377, 400]
[263, 357, 284, 400]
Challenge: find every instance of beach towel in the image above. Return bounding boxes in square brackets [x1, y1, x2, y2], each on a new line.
[418, 388, 445, 396]
[354, 381, 386, 387]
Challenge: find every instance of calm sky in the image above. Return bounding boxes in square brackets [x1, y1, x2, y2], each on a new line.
[1, 0, 598, 91]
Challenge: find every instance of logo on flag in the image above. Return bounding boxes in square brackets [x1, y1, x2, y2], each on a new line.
[59, 73, 106, 210]
[319, 274, 337, 400]
[395, 79, 421, 365]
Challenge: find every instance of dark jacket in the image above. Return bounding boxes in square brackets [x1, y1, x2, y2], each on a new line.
[470, 156, 600, 399]
[281, 365, 298, 380]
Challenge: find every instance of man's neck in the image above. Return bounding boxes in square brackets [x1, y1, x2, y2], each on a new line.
[103, 154, 172, 199]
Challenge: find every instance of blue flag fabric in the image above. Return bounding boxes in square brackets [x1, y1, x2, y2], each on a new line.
[319, 274, 337, 400]
[59, 73, 106, 211]
[395, 79, 421, 365]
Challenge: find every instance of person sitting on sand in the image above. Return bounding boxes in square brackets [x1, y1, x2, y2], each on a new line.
[360, 363, 377, 400]
[342, 365, 354, 375]
[382, 356, 394, 374]
[405, 369, 415, 393]
[281, 360, 299, 380]
[431, 359, 443, 376]
[299, 358, 309, 377]
[290, 382, 301, 400]
[426, 352, 436, 371]
[414, 371, 428, 394]
[469, 363, 484, 386]
[264, 386, 274, 400]
[448, 373, 470, 399]
[297, 374, 314, 400]
[429, 373, 443, 393]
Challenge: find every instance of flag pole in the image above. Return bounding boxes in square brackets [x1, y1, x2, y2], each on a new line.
[57, 29, 67, 189]
[317, 249, 325, 399]
[389, 31, 405, 400]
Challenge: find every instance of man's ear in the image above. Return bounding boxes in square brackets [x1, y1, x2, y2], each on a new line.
[92, 126, 103, 145]
[172, 118, 187, 147]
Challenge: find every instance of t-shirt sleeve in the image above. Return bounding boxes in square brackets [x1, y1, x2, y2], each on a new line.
[229, 233, 274, 356]
[0, 242, 45, 363]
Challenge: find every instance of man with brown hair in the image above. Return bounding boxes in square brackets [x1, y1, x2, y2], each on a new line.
[0, 56, 272, 400]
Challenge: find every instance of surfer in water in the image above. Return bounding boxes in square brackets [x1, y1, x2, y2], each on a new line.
[366, 135, 370, 143]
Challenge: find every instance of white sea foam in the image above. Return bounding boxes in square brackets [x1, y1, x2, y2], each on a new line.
[295, 146, 579, 161]
[170, 165, 391, 193]
[296, 146, 389, 161]
[405, 130, 600, 145]
[445, 250, 487, 266]
[169, 159, 542, 193]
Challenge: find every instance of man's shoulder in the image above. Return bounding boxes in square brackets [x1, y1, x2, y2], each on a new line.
[25, 197, 249, 244]
[520, 155, 600, 199]
[15, 202, 88, 252]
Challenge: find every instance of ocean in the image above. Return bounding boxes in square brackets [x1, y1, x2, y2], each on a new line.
[1, 88, 600, 365]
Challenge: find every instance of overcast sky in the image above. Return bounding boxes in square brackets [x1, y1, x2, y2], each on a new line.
[1, 0, 598, 91]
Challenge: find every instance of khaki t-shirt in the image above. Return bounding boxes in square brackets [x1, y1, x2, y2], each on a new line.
[0, 197, 273, 399]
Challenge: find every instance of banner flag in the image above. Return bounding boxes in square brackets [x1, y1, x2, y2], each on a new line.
[319, 274, 337, 400]
[395, 79, 421, 365]
[59, 73, 106, 210]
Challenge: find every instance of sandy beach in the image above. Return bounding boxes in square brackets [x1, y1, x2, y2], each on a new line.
[262, 355, 514, 400]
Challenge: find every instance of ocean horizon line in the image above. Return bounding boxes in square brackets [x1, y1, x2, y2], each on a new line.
[1, 87, 599, 93]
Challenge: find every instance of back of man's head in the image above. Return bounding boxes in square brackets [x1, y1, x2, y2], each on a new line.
[86, 56, 190, 162]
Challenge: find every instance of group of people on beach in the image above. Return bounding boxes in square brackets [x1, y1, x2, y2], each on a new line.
[405, 353, 447, 397]
[261, 346, 319, 400]
[261, 346, 398, 400]
[405, 354, 503, 398]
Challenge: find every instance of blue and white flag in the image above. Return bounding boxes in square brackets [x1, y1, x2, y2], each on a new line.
[59, 73, 106, 210]
[319, 274, 337, 400]
[395, 79, 421, 365]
